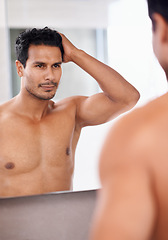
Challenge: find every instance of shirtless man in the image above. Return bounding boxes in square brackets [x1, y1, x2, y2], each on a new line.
[0, 27, 139, 197]
[89, 0, 168, 239]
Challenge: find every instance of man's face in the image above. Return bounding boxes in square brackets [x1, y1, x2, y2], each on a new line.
[20, 44, 62, 100]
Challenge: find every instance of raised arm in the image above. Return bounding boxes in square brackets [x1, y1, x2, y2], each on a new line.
[60, 33, 140, 126]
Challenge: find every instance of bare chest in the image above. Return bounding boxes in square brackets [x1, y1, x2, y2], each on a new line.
[0, 114, 79, 174]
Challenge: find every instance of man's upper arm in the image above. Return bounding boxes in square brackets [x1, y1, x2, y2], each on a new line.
[75, 93, 129, 127]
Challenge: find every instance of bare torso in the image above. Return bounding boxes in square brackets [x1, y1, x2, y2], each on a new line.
[91, 93, 168, 240]
[123, 93, 168, 239]
[144, 94, 168, 239]
[0, 97, 81, 197]
[124, 93, 168, 240]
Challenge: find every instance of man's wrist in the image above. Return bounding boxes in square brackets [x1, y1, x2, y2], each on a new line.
[70, 48, 85, 63]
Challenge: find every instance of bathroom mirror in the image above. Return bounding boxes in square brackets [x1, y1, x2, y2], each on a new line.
[2, 0, 167, 193]
[4, 0, 114, 193]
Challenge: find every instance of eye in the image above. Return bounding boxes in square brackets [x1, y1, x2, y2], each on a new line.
[34, 63, 46, 69]
[36, 64, 44, 68]
[53, 64, 61, 69]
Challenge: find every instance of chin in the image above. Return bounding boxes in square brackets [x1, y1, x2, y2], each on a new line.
[28, 90, 56, 101]
[38, 94, 56, 100]
[26, 86, 57, 99]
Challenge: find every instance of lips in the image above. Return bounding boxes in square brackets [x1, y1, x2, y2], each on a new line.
[41, 85, 56, 91]
[39, 82, 58, 90]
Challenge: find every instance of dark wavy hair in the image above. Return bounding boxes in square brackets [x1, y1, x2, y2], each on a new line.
[15, 27, 64, 68]
[147, 0, 168, 23]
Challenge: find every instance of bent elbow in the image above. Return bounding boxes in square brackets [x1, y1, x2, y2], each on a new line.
[126, 90, 140, 110]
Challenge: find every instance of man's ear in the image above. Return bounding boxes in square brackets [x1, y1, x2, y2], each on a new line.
[152, 13, 168, 44]
[15, 60, 24, 77]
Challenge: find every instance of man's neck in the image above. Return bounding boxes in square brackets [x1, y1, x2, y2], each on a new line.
[14, 91, 53, 122]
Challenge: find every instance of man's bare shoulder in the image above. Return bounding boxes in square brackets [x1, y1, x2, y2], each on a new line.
[99, 93, 168, 179]
[51, 95, 87, 117]
[0, 98, 16, 117]
[50, 96, 88, 129]
[107, 93, 168, 143]
[52, 95, 87, 108]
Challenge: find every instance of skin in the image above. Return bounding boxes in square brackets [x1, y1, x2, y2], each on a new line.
[89, 12, 168, 240]
[0, 33, 139, 197]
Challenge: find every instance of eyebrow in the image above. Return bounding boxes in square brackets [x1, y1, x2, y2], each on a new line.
[33, 61, 62, 65]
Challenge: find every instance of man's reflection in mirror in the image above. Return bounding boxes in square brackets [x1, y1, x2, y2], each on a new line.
[0, 27, 140, 197]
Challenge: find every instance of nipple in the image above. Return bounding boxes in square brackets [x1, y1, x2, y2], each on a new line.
[66, 147, 70, 156]
[5, 162, 15, 170]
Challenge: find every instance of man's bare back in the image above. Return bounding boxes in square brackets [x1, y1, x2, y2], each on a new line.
[90, 93, 168, 240]
[0, 27, 139, 197]
[89, 0, 168, 239]
[138, 93, 168, 239]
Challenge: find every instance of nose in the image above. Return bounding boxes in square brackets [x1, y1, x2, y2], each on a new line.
[45, 67, 55, 81]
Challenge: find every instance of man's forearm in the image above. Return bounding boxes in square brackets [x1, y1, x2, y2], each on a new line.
[71, 48, 140, 107]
